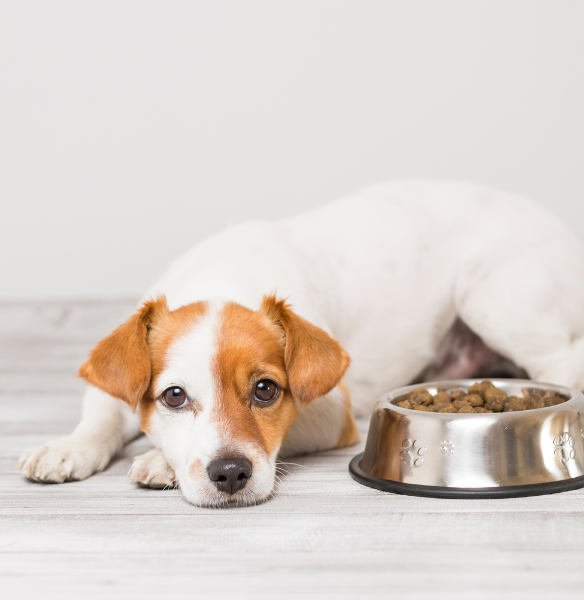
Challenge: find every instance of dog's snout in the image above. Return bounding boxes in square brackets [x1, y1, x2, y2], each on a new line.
[207, 457, 252, 494]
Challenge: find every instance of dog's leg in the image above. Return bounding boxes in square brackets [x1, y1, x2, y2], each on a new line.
[19, 386, 141, 483]
[128, 448, 177, 489]
[456, 256, 584, 390]
[279, 382, 359, 457]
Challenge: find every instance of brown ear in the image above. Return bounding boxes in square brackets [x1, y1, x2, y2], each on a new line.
[78, 296, 168, 409]
[260, 295, 350, 405]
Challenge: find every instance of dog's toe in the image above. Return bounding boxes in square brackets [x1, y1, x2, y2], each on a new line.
[18, 436, 110, 483]
[129, 449, 177, 489]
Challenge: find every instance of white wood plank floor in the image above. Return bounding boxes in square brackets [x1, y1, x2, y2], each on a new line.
[1, 300, 584, 599]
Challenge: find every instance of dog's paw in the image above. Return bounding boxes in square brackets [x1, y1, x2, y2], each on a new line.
[18, 435, 112, 483]
[128, 448, 177, 489]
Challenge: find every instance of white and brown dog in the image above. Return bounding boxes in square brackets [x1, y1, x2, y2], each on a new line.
[19, 181, 584, 507]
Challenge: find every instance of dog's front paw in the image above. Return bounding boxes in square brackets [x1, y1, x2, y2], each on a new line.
[129, 448, 177, 489]
[18, 435, 112, 483]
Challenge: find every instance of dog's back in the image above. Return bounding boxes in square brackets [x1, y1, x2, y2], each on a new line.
[147, 180, 584, 413]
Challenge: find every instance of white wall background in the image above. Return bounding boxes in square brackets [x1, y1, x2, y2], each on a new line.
[1, 1, 583, 299]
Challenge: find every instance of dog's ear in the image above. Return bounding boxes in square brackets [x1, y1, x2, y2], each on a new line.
[260, 295, 350, 405]
[78, 296, 168, 410]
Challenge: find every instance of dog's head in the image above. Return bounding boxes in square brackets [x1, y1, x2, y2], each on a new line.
[79, 295, 349, 507]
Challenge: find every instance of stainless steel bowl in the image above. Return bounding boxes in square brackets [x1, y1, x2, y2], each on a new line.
[349, 379, 584, 498]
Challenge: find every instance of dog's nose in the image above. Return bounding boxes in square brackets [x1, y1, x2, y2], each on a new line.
[207, 457, 252, 494]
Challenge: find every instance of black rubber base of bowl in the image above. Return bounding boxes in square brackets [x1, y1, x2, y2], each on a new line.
[349, 452, 584, 499]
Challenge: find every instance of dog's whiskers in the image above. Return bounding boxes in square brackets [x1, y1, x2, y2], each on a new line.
[276, 459, 314, 473]
[272, 472, 291, 496]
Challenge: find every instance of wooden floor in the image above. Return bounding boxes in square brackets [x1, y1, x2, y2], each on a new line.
[1, 300, 584, 599]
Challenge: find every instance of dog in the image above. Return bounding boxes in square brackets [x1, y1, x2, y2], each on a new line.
[19, 181, 584, 507]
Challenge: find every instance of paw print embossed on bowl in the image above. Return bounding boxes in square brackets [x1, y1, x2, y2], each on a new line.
[553, 432, 576, 462]
[400, 439, 426, 467]
[440, 440, 455, 455]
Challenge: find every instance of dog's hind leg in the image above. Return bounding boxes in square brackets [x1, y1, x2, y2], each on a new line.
[19, 385, 141, 483]
[455, 249, 584, 391]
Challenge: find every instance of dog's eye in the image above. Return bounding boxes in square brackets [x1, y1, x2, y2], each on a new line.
[254, 379, 279, 404]
[162, 387, 188, 409]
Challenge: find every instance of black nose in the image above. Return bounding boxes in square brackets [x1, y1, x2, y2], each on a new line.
[207, 457, 252, 494]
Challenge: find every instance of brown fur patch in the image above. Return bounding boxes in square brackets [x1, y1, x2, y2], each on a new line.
[260, 295, 351, 405]
[212, 302, 298, 456]
[78, 296, 169, 409]
[335, 378, 360, 449]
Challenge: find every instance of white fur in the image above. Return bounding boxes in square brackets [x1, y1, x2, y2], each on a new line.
[20, 180, 584, 506]
[280, 386, 346, 457]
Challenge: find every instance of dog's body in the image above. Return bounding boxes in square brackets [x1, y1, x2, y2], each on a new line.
[20, 181, 584, 506]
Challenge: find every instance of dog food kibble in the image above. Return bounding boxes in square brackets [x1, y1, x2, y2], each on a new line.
[464, 393, 484, 407]
[410, 388, 433, 406]
[503, 396, 527, 412]
[412, 405, 434, 412]
[393, 381, 567, 414]
[468, 381, 494, 396]
[433, 392, 452, 406]
[452, 399, 471, 411]
[484, 388, 507, 412]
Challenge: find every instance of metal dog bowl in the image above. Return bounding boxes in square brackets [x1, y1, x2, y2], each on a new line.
[349, 379, 584, 498]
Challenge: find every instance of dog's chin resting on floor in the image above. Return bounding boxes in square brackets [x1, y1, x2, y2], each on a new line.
[19, 181, 584, 507]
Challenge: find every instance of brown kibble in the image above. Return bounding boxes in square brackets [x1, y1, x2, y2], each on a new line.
[484, 387, 507, 401]
[533, 396, 546, 409]
[484, 388, 507, 412]
[524, 392, 545, 409]
[504, 396, 527, 411]
[467, 383, 486, 397]
[453, 399, 471, 410]
[543, 394, 565, 407]
[394, 393, 411, 404]
[393, 382, 565, 414]
[468, 381, 495, 398]
[485, 398, 504, 412]
[433, 392, 452, 406]
[463, 393, 484, 407]
[410, 388, 433, 406]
